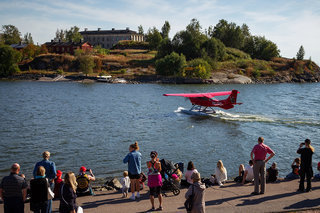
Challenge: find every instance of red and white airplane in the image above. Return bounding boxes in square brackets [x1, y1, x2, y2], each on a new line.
[163, 90, 242, 115]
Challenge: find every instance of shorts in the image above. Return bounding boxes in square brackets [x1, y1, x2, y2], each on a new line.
[149, 186, 161, 196]
[128, 172, 140, 179]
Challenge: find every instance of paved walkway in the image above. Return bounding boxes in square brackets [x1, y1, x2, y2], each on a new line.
[1, 179, 320, 212]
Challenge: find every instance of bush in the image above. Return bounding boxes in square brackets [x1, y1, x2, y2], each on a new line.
[0, 44, 21, 77]
[77, 55, 95, 76]
[186, 58, 212, 79]
[155, 52, 186, 76]
[252, 69, 261, 78]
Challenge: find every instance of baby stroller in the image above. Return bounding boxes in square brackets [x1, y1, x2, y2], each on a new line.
[160, 159, 181, 196]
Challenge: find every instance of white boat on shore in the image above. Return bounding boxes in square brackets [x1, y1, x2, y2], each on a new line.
[97, 75, 112, 82]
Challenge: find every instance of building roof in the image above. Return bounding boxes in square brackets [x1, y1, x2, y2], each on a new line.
[44, 41, 92, 47]
[10, 43, 28, 49]
[80, 28, 139, 35]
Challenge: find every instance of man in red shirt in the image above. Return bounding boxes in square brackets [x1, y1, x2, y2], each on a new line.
[251, 137, 275, 195]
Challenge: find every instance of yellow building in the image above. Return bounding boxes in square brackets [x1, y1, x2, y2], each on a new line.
[80, 28, 144, 49]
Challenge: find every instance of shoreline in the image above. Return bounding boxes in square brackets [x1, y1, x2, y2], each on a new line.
[1, 72, 320, 84]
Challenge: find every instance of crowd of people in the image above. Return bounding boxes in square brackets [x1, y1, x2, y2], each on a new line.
[0, 138, 317, 213]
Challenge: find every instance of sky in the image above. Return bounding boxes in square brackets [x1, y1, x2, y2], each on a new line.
[1, 0, 320, 65]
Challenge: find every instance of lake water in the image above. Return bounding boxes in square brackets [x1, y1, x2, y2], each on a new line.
[0, 81, 319, 181]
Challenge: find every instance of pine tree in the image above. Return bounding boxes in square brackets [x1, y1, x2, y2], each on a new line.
[296, 45, 305, 60]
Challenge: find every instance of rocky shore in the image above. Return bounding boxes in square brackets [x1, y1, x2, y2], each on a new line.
[3, 69, 320, 84]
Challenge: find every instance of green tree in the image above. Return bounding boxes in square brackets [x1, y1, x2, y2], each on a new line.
[0, 44, 21, 77]
[155, 52, 186, 76]
[78, 55, 95, 76]
[161, 21, 171, 39]
[211, 19, 246, 49]
[145, 27, 162, 50]
[172, 19, 207, 60]
[242, 36, 279, 60]
[156, 38, 173, 59]
[54, 29, 66, 42]
[201, 37, 225, 61]
[93, 45, 109, 55]
[23, 32, 33, 44]
[296, 45, 305, 60]
[138, 25, 144, 35]
[65, 26, 83, 42]
[186, 58, 212, 79]
[1, 25, 22, 45]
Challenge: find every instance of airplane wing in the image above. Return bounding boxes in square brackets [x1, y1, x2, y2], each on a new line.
[163, 91, 235, 98]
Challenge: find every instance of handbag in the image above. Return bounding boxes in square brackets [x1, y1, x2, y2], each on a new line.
[61, 184, 83, 213]
[47, 179, 55, 200]
[184, 184, 194, 212]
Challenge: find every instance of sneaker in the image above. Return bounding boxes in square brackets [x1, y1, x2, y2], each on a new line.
[157, 206, 163, 211]
[129, 195, 135, 200]
[136, 193, 140, 198]
[251, 192, 259, 195]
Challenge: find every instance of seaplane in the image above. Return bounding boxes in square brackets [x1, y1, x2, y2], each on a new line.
[163, 90, 242, 115]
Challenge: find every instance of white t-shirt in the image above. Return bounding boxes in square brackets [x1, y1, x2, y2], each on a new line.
[245, 165, 254, 181]
[185, 169, 198, 184]
[120, 176, 130, 188]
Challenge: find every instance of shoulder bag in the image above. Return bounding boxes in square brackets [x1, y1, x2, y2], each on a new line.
[47, 179, 55, 200]
[184, 184, 194, 212]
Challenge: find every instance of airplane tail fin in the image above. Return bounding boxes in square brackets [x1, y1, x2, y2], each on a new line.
[228, 90, 239, 104]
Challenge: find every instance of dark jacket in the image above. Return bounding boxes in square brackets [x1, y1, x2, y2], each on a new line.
[59, 184, 77, 213]
[30, 177, 48, 211]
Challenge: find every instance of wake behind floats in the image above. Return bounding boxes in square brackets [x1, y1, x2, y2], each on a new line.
[163, 90, 242, 115]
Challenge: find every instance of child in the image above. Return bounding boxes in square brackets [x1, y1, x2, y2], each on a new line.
[53, 170, 63, 199]
[120, 171, 130, 198]
[285, 158, 300, 180]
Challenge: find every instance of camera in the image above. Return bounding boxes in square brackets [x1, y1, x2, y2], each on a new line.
[301, 143, 305, 145]
[86, 169, 90, 172]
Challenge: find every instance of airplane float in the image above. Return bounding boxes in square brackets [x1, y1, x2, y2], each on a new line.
[163, 90, 242, 115]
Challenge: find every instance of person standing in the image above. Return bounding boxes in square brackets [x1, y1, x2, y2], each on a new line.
[30, 166, 49, 213]
[33, 151, 57, 213]
[250, 137, 275, 195]
[146, 151, 163, 211]
[123, 141, 142, 200]
[297, 139, 314, 192]
[185, 172, 206, 213]
[0, 163, 28, 213]
[59, 172, 79, 213]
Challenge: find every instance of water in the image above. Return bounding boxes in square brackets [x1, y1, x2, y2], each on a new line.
[0, 81, 319, 181]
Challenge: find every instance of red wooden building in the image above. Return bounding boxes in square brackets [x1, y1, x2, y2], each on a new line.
[44, 40, 93, 55]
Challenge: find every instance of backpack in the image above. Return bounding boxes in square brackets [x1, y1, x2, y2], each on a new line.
[76, 174, 89, 193]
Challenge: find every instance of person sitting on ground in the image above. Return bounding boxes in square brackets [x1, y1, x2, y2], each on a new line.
[185, 172, 206, 213]
[314, 162, 320, 180]
[234, 164, 245, 183]
[210, 160, 228, 186]
[266, 162, 279, 183]
[184, 161, 198, 187]
[76, 166, 95, 196]
[30, 166, 49, 212]
[120, 171, 130, 198]
[285, 158, 300, 180]
[53, 170, 63, 199]
[147, 151, 163, 211]
[242, 160, 254, 184]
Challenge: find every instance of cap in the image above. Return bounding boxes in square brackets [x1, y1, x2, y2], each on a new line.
[80, 166, 86, 172]
[56, 170, 62, 177]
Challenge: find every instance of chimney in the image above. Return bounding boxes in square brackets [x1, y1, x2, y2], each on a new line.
[98, 28, 101, 31]
[84, 28, 88, 31]
[126, 27, 130, 31]
[112, 28, 115, 31]
[51, 39, 53, 42]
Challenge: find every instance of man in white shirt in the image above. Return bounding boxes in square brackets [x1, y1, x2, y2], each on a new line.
[242, 160, 254, 184]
